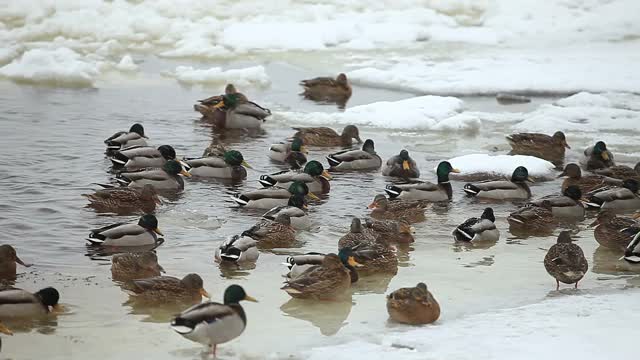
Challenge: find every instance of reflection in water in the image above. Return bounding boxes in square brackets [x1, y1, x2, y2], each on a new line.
[351, 273, 395, 295]
[592, 246, 640, 276]
[217, 261, 257, 279]
[463, 255, 495, 268]
[280, 298, 353, 336]
[85, 243, 164, 257]
[452, 238, 498, 251]
[1, 316, 59, 335]
[124, 298, 196, 323]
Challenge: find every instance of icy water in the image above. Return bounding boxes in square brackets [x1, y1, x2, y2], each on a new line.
[0, 62, 639, 359]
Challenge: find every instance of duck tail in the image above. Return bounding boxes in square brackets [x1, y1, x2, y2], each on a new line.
[582, 195, 603, 209]
[384, 185, 402, 199]
[259, 175, 277, 188]
[170, 318, 195, 335]
[463, 183, 480, 196]
[232, 194, 250, 206]
[110, 152, 129, 167]
[115, 175, 131, 186]
[86, 232, 106, 245]
[506, 215, 525, 226]
[326, 155, 341, 168]
[452, 227, 474, 242]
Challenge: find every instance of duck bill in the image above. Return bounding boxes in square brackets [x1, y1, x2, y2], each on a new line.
[300, 146, 309, 155]
[527, 176, 535, 183]
[213, 101, 225, 109]
[588, 219, 600, 227]
[321, 170, 333, 180]
[0, 323, 12, 336]
[602, 152, 609, 161]
[632, 212, 640, 219]
[563, 141, 571, 149]
[52, 304, 66, 314]
[402, 160, 410, 171]
[367, 202, 378, 210]
[356, 136, 363, 144]
[348, 256, 363, 267]
[451, 168, 461, 173]
[557, 171, 567, 178]
[180, 169, 192, 177]
[15, 255, 29, 267]
[244, 295, 258, 302]
[241, 160, 253, 169]
[153, 228, 164, 236]
[157, 264, 166, 273]
[307, 192, 320, 201]
[199, 288, 211, 299]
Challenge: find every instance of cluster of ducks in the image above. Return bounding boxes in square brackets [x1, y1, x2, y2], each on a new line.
[3, 77, 640, 357]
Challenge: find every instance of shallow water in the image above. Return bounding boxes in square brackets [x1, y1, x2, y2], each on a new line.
[0, 61, 639, 359]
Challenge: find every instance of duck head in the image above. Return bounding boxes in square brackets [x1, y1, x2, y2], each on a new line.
[558, 163, 581, 179]
[343, 125, 362, 144]
[182, 273, 210, 299]
[480, 207, 496, 222]
[556, 230, 574, 244]
[288, 193, 307, 210]
[593, 141, 609, 161]
[304, 160, 332, 179]
[36, 287, 62, 312]
[362, 139, 376, 154]
[436, 161, 460, 182]
[288, 181, 319, 200]
[350, 218, 363, 233]
[511, 166, 533, 182]
[224, 150, 251, 168]
[138, 214, 163, 236]
[623, 179, 639, 193]
[552, 131, 570, 149]
[129, 123, 146, 138]
[164, 160, 191, 177]
[290, 137, 307, 154]
[157, 145, 176, 161]
[368, 194, 388, 211]
[224, 284, 258, 304]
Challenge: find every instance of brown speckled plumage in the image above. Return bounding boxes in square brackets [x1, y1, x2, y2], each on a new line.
[544, 231, 588, 290]
[387, 283, 440, 325]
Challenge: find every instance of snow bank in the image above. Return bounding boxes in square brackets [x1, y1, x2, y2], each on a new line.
[349, 44, 640, 95]
[165, 65, 270, 88]
[298, 290, 638, 360]
[446, 154, 556, 178]
[115, 54, 138, 72]
[0, 47, 99, 87]
[276, 96, 469, 130]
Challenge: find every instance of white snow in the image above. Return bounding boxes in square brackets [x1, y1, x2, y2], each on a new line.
[276, 95, 467, 130]
[115, 54, 138, 72]
[0, 47, 99, 87]
[298, 290, 638, 360]
[446, 154, 556, 178]
[165, 65, 270, 88]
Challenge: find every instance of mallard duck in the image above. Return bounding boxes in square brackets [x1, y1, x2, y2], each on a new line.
[117, 160, 191, 191]
[259, 160, 332, 194]
[300, 73, 352, 105]
[558, 163, 621, 194]
[110, 145, 176, 170]
[0, 287, 61, 318]
[364, 218, 414, 244]
[83, 184, 161, 214]
[584, 179, 640, 210]
[241, 213, 296, 248]
[506, 131, 570, 165]
[623, 231, 640, 263]
[292, 125, 361, 147]
[202, 140, 227, 158]
[198, 84, 249, 106]
[214, 235, 259, 263]
[233, 180, 319, 209]
[170, 284, 257, 357]
[326, 139, 382, 171]
[590, 211, 640, 251]
[385, 161, 460, 201]
[507, 205, 557, 232]
[198, 93, 270, 129]
[382, 150, 420, 178]
[584, 141, 615, 170]
[86, 214, 164, 247]
[284, 248, 361, 283]
[281, 248, 361, 300]
[269, 137, 308, 169]
[0, 245, 30, 280]
[452, 207, 500, 242]
[527, 185, 585, 218]
[184, 150, 251, 180]
[368, 194, 428, 224]
[544, 231, 589, 290]
[593, 162, 640, 181]
[386, 283, 440, 325]
[111, 252, 165, 281]
[338, 218, 398, 275]
[261, 194, 310, 230]
[463, 166, 533, 200]
[124, 273, 210, 303]
[104, 123, 148, 153]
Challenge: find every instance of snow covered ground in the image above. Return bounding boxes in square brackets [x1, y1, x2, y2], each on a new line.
[292, 289, 637, 360]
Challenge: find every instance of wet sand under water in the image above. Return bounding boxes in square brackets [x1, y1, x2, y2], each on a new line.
[0, 63, 639, 359]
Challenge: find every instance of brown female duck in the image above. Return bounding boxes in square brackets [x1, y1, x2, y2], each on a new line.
[338, 218, 398, 275]
[368, 194, 428, 224]
[590, 211, 640, 251]
[506, 131, 570, 165]
[544, 231, 588, 290]
[111, 252, 165, 281]
[123, 273, 210, 304]
[387, 283, 440, 325]
[241, 213, 296, 249]
[292, 125, 361, 147]
[593, 162, 640, 181]
[300, 73, 352, 105]
[83, 184, 161, 214]
[584, 141, 615, 170]
[558, 163, 621, 194]
[0, 245, 30, 280]
[364, 218, 415, 244]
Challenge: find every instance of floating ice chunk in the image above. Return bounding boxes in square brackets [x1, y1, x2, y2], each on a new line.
[115, 55, 138, 72]
[166, 65, 270, 88]
[0, 47, 99, 87]
[276, 96, 465, 130]
[446, 154, 556, 178]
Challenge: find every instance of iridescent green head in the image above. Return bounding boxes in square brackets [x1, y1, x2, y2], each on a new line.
[223, 150, 244, 166]
[436, 161, 460, 182]
[222, 93, 239, 108]
[224, 284, 257, 304]
[511, 166, 530, 182]
[163, 160, 186, 176]
[291, 138, 304, 152]
[303, 161, 324, 176]
[288, 181, 309, 196]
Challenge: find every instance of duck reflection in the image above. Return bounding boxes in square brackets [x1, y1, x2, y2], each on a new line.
[592, 245, 640, 276]
[280, 298, 353, 336]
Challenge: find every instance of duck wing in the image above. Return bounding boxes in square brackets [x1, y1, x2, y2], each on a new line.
[171, 301, 235, 333]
